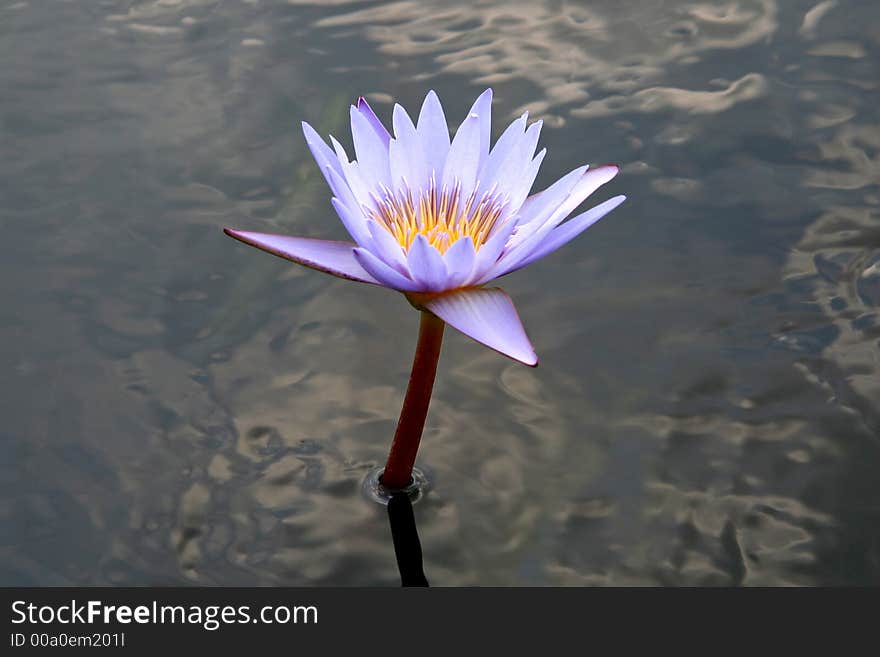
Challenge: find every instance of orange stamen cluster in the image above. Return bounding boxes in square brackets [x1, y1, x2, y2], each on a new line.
[367, 181, 506, 254]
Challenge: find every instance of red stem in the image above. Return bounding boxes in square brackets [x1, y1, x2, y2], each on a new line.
[380, 311, 445, 490]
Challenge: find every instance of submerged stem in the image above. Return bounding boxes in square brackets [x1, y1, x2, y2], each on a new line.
[380, 311, 445, 490]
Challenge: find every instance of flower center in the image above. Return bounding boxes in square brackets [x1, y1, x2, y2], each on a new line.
[367, 181, 506, 254]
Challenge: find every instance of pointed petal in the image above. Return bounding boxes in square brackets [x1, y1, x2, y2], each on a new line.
[224, 229, 380, 285]
[302, 123, 367, 207]
[329, 137, 375, 210]
[508, 147, 546, 212]
[488, 165, 620, 278]
[499, 195, 626, 275]
[392, 102, 418, 139]
[492, 119, 543, 204]
[477, 112, 527, 196]
[350, 104, 390, 189]
[514, 165, 589, 229]
[469, 217, 518, 284]
[466, 88, 493, 165]
[366, 220, 410, 276]
[424, 287, 537, 366]
[301, 121, 343, 182]
[330, 195, 371, 247]
[442, 236, 477, 288]
[356, 96, 391, 146]
[536, 165, 619, 233]
[340, 159, 379, 213]
[390, 103, 430, 191]
[329, 133, 351, 165]
[299, 128, 372, 245]
[416, 90, 450, 175]
[353, 247, 421, 291]
[407, 234, 449, 291]
[441, 111, 482, 197]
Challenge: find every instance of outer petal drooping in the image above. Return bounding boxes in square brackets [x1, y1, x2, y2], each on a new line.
[422, 287, 537, 366]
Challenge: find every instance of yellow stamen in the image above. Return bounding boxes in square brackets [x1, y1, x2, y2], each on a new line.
[367, 182, 506, 254]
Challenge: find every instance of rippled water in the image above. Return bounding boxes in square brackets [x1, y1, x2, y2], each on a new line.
[2, 0, 878, 585]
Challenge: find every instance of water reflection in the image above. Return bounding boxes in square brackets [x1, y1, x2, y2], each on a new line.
[316, 0, 778, 121]
[387, 494, 430, 587]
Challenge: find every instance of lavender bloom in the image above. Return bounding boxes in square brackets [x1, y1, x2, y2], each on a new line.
[225, 89, 625, 366]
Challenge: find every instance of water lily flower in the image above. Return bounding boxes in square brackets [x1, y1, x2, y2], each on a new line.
[225, 89, 624, 490]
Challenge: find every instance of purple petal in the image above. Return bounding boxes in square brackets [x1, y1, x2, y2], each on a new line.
[466, 88, 493, 164]
[441, 111, 482, 197]
[356, 96, 391, 146]
[328, 136, 373, 207]
[392, 102, 417, 138]
[488, 165, 620, 279]
[423, 287, 537, 366]
[492, 119, 543, 204]
[336, 157, 376, 213]
[515, 165, 589, 228]
[224, 229, 380, 285]
[416, 90, 450, 175]
[366, 220, 410, 276]
[508, 147, 546, 212]
[330, 194, 371, 247]
[498, 195, 626, 275]
[469, 218, 518, 284]
[353, 247, 421, 291]
[407, 234, 449, 291]
[477, 112, 527, 196]
[303, 123, 364, 207]
[441, 236, 477, 288]
[390, 104, 429, 191]
[350, 105, 390, 189]
[329, 133, 350, 162]
[301, 121, 343, 182]
[540, 165, 620, 231]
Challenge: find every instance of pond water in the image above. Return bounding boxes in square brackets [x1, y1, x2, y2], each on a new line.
[2, 0, 878, 586]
